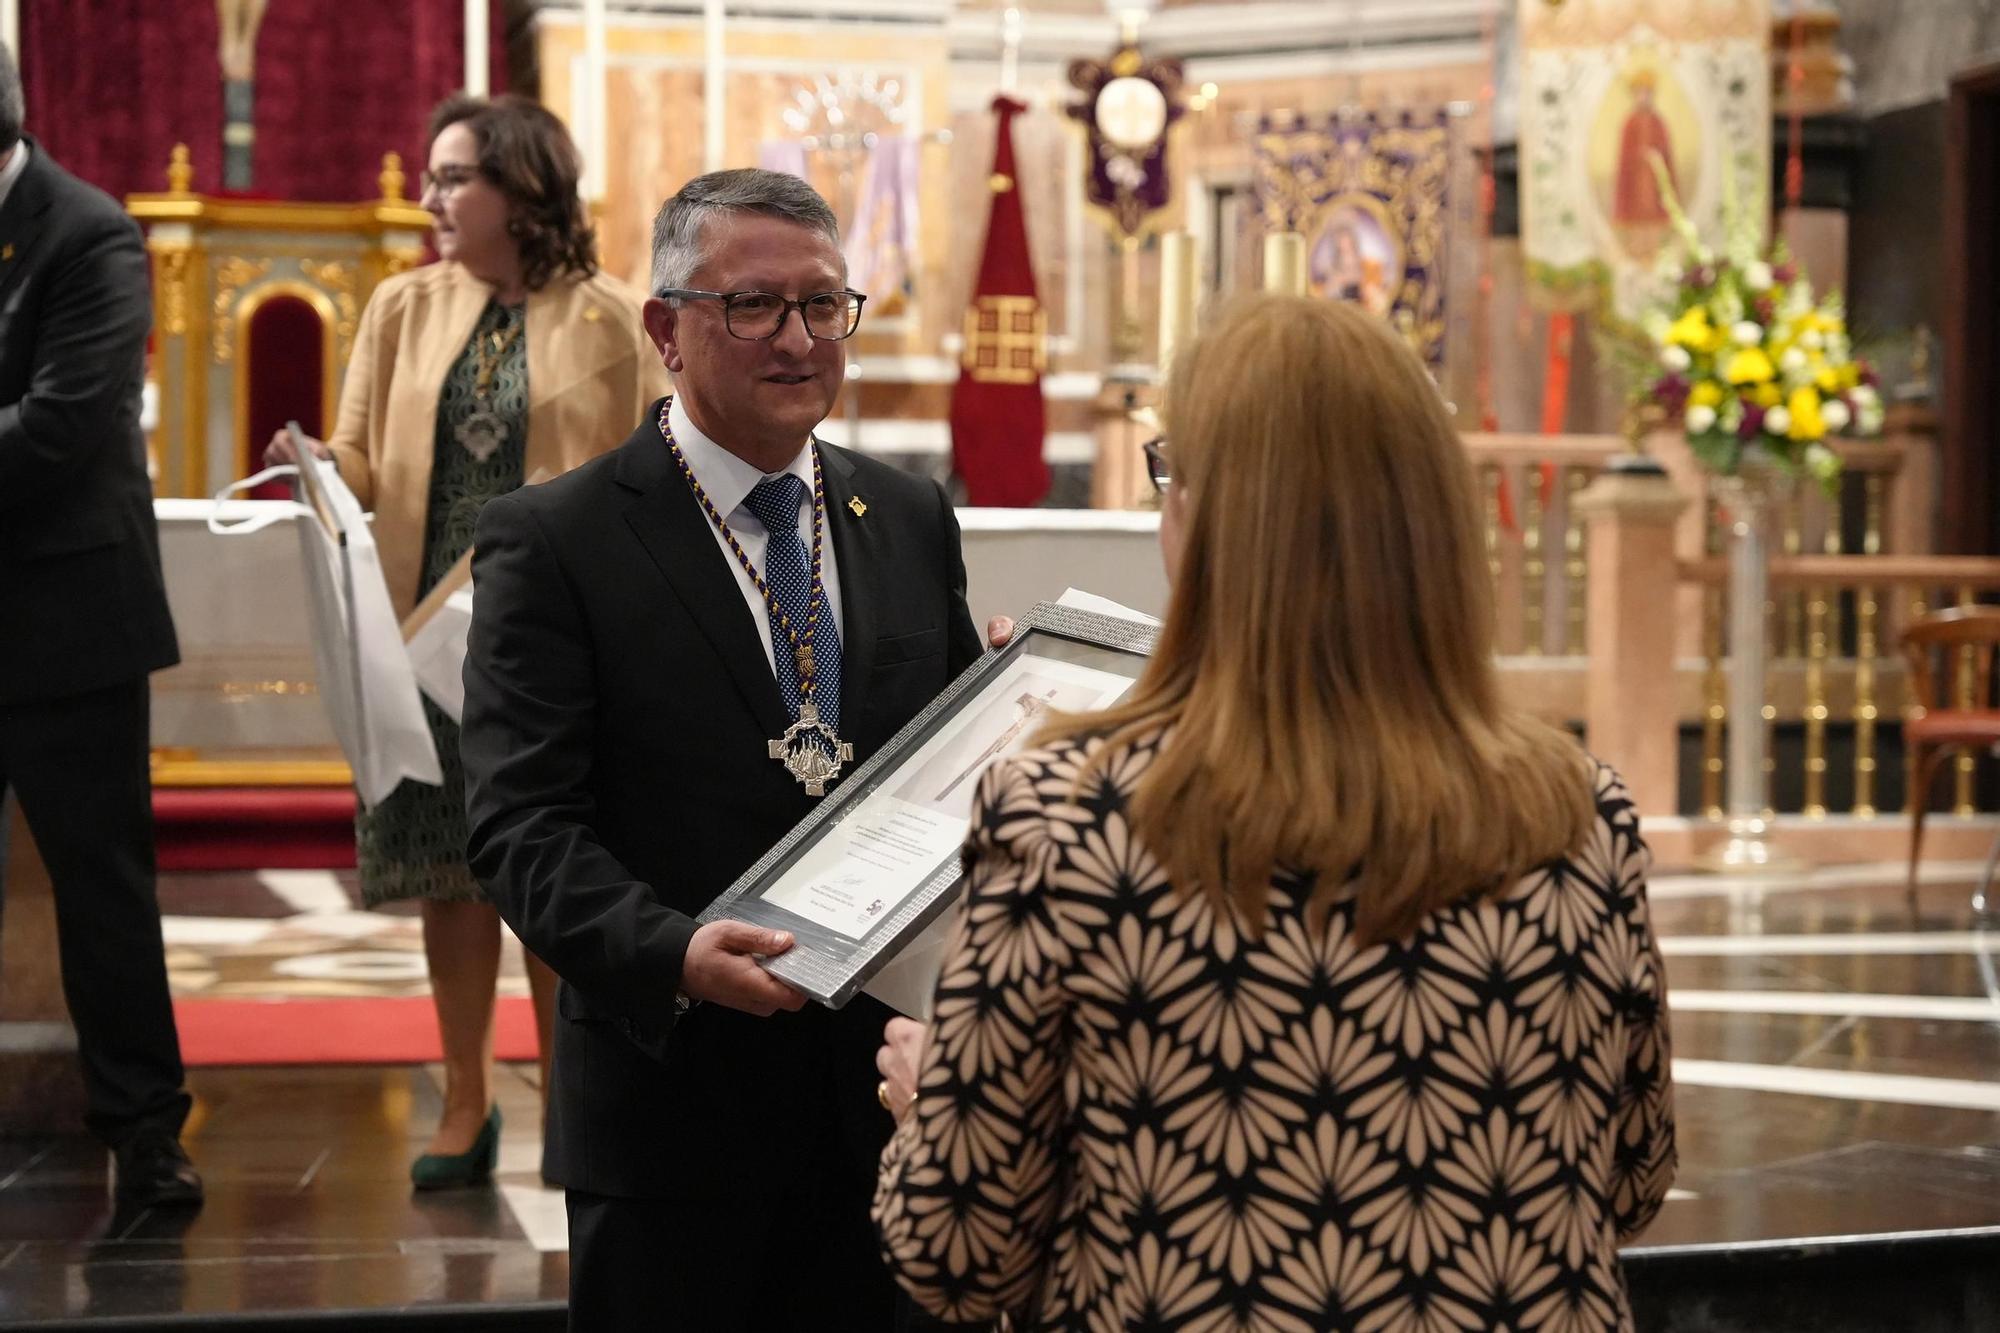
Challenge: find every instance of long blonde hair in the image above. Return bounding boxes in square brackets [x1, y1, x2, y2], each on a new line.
[1039, 294, 1593, 944]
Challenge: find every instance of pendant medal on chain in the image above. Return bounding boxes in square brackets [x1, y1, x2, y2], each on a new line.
[456, 315, 523, 462]
[659, 399, 854, 794]
[455, 409, 508, 462]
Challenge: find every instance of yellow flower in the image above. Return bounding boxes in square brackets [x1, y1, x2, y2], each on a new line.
[1816, 365, 1842, 393]
[1839, 363, 1861, 390]
[1726, 347, 1776, 385]
[1689, 381, 1724, 409]
[1754, 382, 1783, 408]
[1788, 386, 1826, 441]
[1667, 307, 1719, 353]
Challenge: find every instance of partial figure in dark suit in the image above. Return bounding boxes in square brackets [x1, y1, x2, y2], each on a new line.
[0, 42, 201, 1207]
[461, 169, 991, 1330]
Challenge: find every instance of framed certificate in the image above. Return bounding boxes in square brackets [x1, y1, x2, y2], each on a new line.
[697, 601, 1158, 1008]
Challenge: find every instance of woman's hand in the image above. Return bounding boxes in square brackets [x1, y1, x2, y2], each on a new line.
[876, 1017, 930, 1121]
[264, 428, 334, 470]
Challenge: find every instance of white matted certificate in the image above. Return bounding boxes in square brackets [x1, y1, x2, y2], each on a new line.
[698, 601, 1157, 1008]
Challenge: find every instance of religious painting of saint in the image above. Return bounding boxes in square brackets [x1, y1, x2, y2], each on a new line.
[1307, 197, 1399, 317]
[1588, 61, 1702, 263]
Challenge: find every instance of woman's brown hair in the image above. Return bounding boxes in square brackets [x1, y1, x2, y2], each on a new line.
[1036, 294, 1595, 945]
[428, 94, 597, 290]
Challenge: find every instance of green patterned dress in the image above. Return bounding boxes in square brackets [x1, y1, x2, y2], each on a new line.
[357, 300, 527, 906]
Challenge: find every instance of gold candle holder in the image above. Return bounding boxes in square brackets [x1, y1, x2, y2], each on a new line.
[1262, 231, 1307, 297]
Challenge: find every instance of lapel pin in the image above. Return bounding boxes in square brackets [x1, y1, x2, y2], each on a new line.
[848, 497, 867, 518]
[1, 244, 12, 262]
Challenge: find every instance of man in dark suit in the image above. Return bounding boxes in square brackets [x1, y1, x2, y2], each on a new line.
[0, 42, 201, 1206]
[462, 169, 991, 1330]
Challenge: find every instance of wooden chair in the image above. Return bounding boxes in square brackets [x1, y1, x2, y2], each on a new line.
[1900, 605, 2000, 909]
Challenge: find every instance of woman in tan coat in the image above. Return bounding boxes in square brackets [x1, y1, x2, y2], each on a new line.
[874, 295, 1675, 1330]
[267, 95, 666, 1187]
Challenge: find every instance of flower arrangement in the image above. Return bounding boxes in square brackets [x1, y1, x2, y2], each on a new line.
[1639, 174, 1881, 493]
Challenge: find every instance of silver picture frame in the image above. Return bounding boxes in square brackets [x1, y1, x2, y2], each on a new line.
[697, 600, 1159, 1008]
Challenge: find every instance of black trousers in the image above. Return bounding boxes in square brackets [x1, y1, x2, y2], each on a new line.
[0, 677, 190, 1145]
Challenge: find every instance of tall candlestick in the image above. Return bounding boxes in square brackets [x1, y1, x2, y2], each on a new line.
[704, 0, 726, 171]
[1158, 230, 1198, 378]
[1000, 7, 1022, 95]
[1263, 231, 1307, 297]
[582, 0, 608, 201]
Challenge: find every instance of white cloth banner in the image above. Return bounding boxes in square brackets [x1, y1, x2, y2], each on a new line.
[1518, 0, 1770, 320]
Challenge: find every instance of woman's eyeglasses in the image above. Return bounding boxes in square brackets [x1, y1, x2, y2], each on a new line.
[1141, 437, 1171, 495]
[420, 164, 483, 199]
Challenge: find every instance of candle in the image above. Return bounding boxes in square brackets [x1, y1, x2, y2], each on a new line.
[1158, 230, 1198, 377]
[464, 0, 489, 96]
[1263, 231, 1307, 297]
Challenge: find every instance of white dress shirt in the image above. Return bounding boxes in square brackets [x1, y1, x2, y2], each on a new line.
[0, 141, 30, 212]
[666, 395, 845, 681]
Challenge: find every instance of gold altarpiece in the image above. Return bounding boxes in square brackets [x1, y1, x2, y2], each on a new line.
[127, 146, 432, 499]
[125, 147, 428, 789]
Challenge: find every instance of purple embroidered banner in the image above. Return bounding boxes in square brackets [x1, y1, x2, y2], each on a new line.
[1253, 110, 1454, 368]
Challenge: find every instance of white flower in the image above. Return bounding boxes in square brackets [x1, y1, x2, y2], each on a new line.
[1806, 442, 1840, 482]
[1764, 405, 1792, 435]
[1732, 320, 1764, 346]
[1721, 399, 1745, 432]
[1661, 345, 1693, 373]
[1780, 347, 1809, 374]
[1745, 261, 1774, 291]
[1686, 404, 1718, 435]
[1851, 384, 1880, 410]
[1799, 329, 1826, 352]
[1821, 399, 1852, 431]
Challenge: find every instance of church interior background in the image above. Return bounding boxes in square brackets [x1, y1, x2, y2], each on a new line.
[5, 0, 2000, 1328]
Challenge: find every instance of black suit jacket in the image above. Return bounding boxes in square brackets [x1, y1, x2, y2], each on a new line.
[463, 407, 982, 1202]
[0, 136, 178, 706]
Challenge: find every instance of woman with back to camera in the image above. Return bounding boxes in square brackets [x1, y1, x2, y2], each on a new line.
[266, 94, 667, 1188]
[873, 293, 1675, 1330]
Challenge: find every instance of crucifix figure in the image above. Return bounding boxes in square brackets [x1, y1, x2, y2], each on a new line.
[217, 0, 271, 190]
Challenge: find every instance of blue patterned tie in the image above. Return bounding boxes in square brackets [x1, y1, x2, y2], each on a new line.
[744, 473, 842, 741]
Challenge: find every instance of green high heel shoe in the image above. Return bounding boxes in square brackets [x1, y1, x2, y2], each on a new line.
[411, 1106, 501, 1190]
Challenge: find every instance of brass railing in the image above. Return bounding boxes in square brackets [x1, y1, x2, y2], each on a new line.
[1678, 556, 2000, 819]
[1466, 424, 1935, 666]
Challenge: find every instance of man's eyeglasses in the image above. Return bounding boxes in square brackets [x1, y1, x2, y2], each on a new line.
[1142, 436, 1171, 495]
[420, 165, 483, 199]
[656, 288, 867, 342]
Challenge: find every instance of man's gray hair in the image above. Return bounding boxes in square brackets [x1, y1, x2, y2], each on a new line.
[0, 42, 23, 155]
[649, 168, 842, 297]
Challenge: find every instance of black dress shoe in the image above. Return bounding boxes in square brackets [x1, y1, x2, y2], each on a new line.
[114, 1129, 205, 1208]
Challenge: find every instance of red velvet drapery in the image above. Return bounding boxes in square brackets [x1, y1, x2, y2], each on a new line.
[20, 0, 223, 202]
[18, 0, 504, 203]
[251, 0, 506, 201]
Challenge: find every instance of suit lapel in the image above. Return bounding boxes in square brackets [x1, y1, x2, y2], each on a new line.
[0, 143, 55, 312]
[817, 441, 881, 742]
[615, 424, 791, 743]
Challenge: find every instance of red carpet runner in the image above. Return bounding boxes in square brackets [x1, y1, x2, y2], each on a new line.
[174, 996, 538, 1066]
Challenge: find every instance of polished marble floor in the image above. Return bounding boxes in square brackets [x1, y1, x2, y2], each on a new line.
[2, 860, 1998, 1324]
